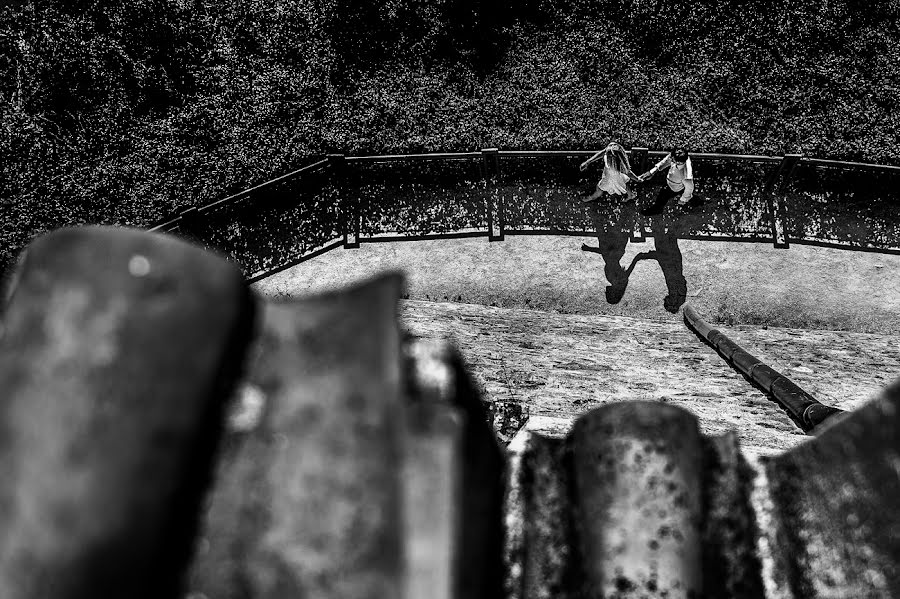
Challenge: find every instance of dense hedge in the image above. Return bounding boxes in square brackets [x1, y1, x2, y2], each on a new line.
[2, 0, 898, 273]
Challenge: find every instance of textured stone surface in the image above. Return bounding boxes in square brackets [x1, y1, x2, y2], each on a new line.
[188, 273, 405, 599]
[400, 299, 900, 453]
[403, 403, 464, 599]
[701, 433, 766, 598]
[503, 431, 574, 599]
[571, 403, 703, 599]
[762, 379, 900, 597]
[405, 297, 771, 441]
[507, 390, 900, 599]
[403, 337, 505, 599]
[0, 226, 255, 599]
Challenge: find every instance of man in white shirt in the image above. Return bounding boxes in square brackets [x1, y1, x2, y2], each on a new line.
[638, 148, 695, 216]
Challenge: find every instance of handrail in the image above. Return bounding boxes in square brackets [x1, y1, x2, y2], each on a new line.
[331, 150, 797, 175]
[498, 150, 786, 163]
[147, 216, 183, 233]
[196, 150, 900, 207]
[498, 150, 597, 157]
[683, 304, 845, 434]
[198, 158, 331, 214]
[339, 149, 900, 169]
[346, 152, 482, 162]
[677, 152, 782, 162]
[147, 157, 331, 234]
[801, 157, 900, 173]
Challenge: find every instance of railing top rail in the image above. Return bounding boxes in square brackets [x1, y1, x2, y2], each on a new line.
[147, 217, 182, 232]
[802, 157, 900, 173]
[666, 152, 783, 163]
[496, 150, 784, 163]
[498, 150, 597, 157]
[346, 152, 482, 162]
[198, 158, 330, 214]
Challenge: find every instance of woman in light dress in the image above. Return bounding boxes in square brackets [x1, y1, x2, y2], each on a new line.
[579, 142, 642, 203]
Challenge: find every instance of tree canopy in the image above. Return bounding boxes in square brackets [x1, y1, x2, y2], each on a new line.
[2, 0, 898, 272]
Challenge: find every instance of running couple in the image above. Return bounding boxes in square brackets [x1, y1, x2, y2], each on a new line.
[580, 143, 695, 216]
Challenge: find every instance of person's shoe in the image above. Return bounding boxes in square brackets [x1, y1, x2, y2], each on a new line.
[581, 196, 597, 204]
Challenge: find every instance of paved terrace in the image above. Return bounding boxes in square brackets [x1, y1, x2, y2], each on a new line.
[256, 234, 900, 334]
[402, 299, 900, 454]
[255, 234, 900, 453]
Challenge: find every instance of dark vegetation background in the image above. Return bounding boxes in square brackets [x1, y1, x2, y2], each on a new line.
[2, 0, 899, 273]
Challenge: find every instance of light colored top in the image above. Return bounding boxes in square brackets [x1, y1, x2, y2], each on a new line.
[597, 155, 630, 195]
[652, 155, 694, 202]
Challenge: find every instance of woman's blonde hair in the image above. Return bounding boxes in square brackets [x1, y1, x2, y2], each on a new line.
[605, 142, 631, 173]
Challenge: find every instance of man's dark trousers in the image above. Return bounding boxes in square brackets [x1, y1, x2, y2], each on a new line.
[641, 186, 683, 216]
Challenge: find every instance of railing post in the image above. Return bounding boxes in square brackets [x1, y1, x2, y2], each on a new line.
[765, 153, 802, 249]
[329, 154, 359, 249]
[780, 153, 802, 184]
[482, 148, 503, 241]
[630, 146, 649, 175]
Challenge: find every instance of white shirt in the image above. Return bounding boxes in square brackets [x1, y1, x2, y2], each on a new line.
[653, 155, 694, 201]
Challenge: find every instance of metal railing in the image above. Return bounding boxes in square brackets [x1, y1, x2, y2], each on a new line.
[146, 149, 900, 282]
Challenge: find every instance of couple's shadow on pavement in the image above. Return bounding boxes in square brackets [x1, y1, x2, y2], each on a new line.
[581, 200, 689, 314]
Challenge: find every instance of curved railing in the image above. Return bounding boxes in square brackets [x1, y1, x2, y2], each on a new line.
[147, 149, 900, 282]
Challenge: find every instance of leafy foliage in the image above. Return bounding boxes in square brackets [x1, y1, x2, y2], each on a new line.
[2, 0, 898, 273]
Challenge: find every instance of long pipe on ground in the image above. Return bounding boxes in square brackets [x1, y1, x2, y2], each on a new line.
[682, 304, 845, 434]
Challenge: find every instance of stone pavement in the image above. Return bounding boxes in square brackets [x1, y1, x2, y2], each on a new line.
[400, 299, 900, 455]
[254, 234, 900, 334]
